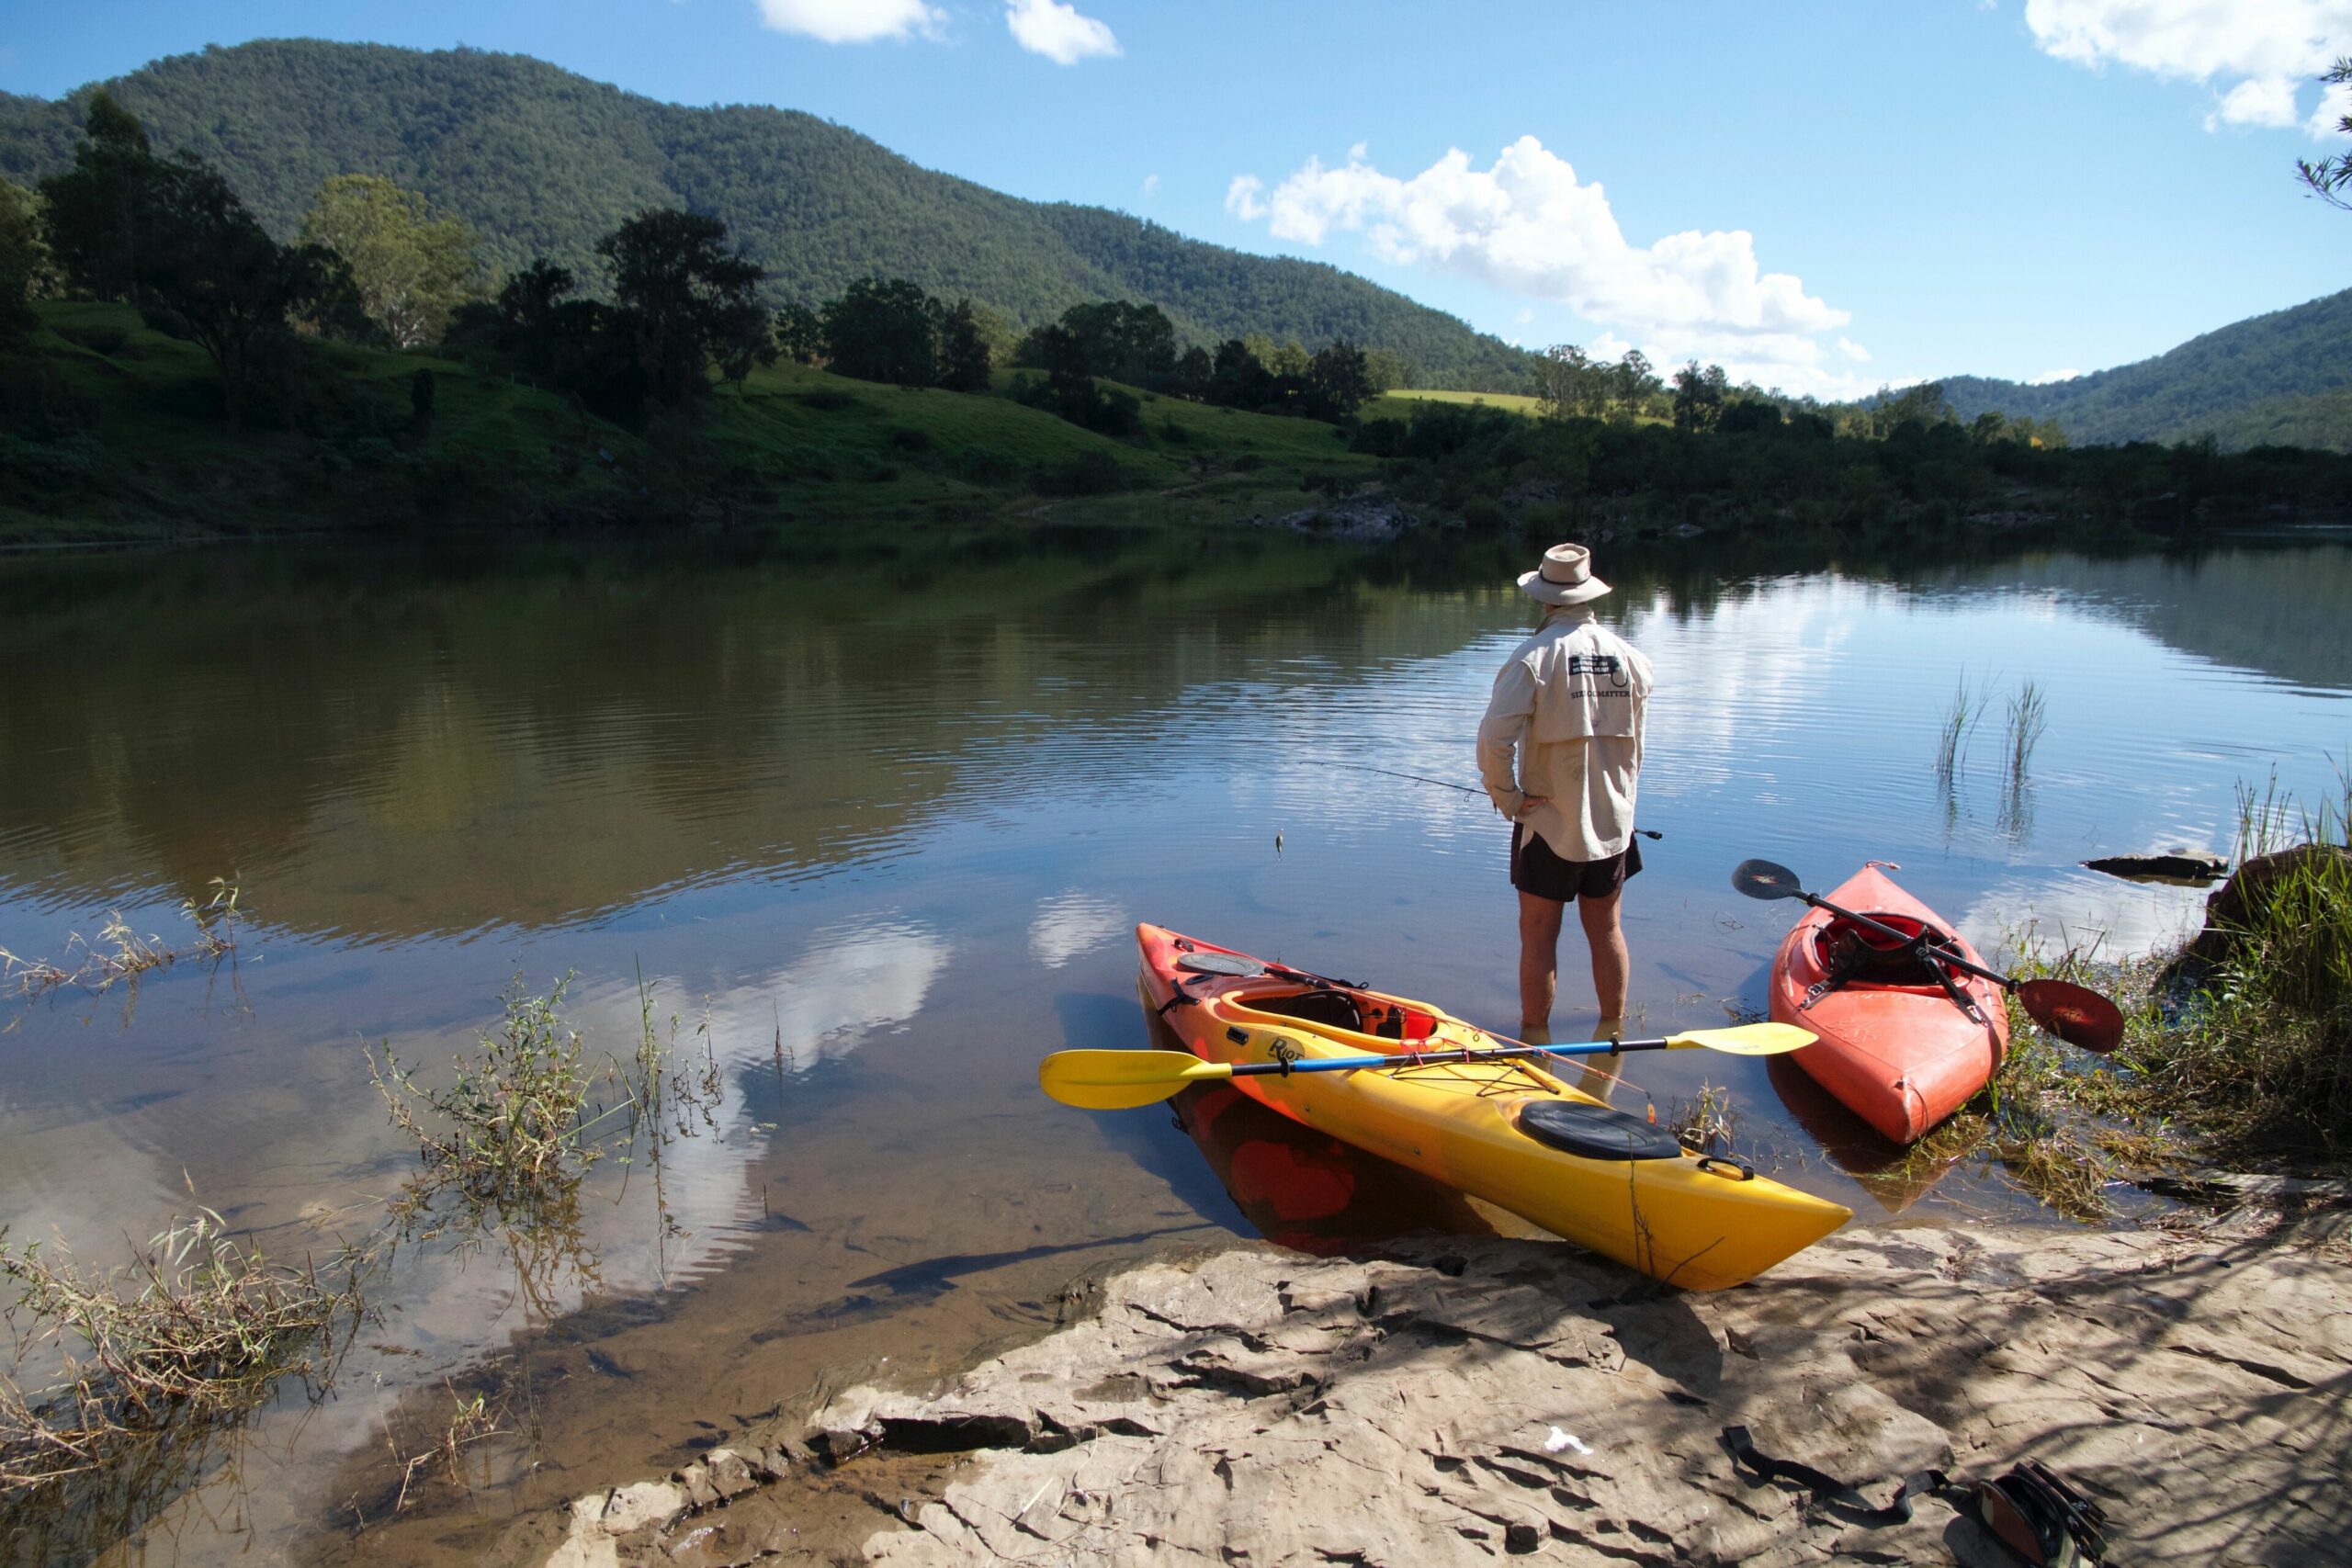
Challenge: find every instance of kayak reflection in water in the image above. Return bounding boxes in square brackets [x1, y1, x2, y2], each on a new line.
[1477, 543, 1656, 1066]
[1170, 1079, 1494, 1255]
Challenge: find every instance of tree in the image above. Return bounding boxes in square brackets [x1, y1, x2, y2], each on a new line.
[1670, 361, 1727, 434]
[1208, 338, 1273, 408]
[298, 174, 479, 348]
[597, 209, 771, 405]
[1610, 349, 1657, 420]
[774, 301, 824, 365]
[0, 181, 42, 346]
[1537, 343, 1615, 421]
[2297, 57, 2352, 209]
[1363, 347, 1418, 395]
[822, 276, 941, 386]
[936, 299, 993, 391]
[35, 91, 157, 304]
[40, 94, 349, 425]
[1304, 338, 1374, 420]
[1056, 300, 1176, 386]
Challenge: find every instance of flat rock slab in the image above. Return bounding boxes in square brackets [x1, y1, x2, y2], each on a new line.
[532, 1216, 2350, 1566]
[823, 1221, 2349, 1566]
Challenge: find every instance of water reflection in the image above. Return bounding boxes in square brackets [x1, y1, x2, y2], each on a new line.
[1, 531, 2348, 1563]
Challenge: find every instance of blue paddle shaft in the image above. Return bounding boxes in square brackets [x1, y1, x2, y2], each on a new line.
[1226, 1035, 1657, 1078]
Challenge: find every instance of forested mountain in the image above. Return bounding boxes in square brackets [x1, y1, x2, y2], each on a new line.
[1933, 288, 2352, 450]
[0, 39, 1535, 389]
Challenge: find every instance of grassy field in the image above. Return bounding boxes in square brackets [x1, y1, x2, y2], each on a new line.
[1369, 388, 1544, 418]
[1, 304, 1378, 546]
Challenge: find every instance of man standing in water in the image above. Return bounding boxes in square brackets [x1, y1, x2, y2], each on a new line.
[1477, 544, 1653, 1047]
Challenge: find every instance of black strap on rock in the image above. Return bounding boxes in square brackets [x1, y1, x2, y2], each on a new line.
[1721, 1426, 1949, 1528]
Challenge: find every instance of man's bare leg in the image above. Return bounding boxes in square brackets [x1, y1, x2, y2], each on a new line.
[1517, 891, 1566, 1040]
[1577, 886, 1629, 1030]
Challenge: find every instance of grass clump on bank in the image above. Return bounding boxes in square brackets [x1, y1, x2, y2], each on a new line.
[1913, 767, 2352, 1217]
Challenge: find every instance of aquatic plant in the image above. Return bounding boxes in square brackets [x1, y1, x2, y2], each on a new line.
[1933, 674, 1991, 784]
[369, 976, 606, 1200]
[0, 879, 245, 1000]
[0, 1210, 366, 1493]
[2006, 679, 2048, 783]
[1667, 1082, 1738, 1156]
[381, 1380, 501, 1513]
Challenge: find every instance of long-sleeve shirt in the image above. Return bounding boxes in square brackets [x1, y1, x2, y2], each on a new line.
[1476, 607, 1654, 862]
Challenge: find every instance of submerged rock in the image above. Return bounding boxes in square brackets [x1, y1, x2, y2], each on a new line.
[2084, 850, 2230, 884]
[1269, 497, 1420, 543]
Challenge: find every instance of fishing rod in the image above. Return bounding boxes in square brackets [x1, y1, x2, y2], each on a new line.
[1340, 764, 1664, 840]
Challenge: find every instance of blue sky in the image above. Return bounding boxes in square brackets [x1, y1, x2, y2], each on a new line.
[6, 1, 2350, 396]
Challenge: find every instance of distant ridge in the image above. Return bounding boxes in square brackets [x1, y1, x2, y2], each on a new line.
[1930, 287, 2352, 452]
[0, 39, 1537, 390]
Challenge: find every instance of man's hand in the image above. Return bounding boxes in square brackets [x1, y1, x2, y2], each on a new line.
[1517, 795, 1549, 818]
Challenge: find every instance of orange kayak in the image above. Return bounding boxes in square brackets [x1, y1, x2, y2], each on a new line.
[1139, 923, 1850, 1292]
[1768, 864, 2010, 1145]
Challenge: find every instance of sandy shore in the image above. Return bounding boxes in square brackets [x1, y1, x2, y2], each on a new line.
[519, 1201, 2350, 1566]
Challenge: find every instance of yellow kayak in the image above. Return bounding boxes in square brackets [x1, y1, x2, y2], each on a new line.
[1138, 923, 1849, 1292]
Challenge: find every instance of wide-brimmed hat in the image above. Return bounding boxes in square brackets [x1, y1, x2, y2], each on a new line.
[1517, 543, 1611, 605]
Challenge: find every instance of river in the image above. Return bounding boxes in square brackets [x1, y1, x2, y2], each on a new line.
[0, 526, 2346, 1563]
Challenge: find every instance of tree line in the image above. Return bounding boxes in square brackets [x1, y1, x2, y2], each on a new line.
[3, 96, 1419, 443]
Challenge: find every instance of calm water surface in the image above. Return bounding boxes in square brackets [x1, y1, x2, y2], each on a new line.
[0, 530, 2346, 1562]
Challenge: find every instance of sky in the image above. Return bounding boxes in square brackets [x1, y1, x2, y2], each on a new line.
[5, 0, 2350, 398]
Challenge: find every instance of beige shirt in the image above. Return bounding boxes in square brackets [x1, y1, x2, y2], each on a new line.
[1476, 607, 1654, 862]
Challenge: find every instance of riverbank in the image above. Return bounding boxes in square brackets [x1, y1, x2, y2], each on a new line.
[512, 1199, 2349, 1567]
[14, 302, 2352, 552]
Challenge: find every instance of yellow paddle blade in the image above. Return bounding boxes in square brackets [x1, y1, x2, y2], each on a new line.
[1039, 1049, 1234, 1110]
[1665, 1022, 1815, 1055]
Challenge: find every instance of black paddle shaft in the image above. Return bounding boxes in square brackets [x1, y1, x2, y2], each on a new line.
[1732, 860, 2008, 987]
[1731, 859, 2129, 1053]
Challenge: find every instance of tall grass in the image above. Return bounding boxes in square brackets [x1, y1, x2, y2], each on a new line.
[2006, 679, 2049, 782]
[1932, 675, 1991, 784]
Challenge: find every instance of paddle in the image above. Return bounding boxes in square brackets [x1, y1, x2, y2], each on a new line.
[1730, 858, 2126, 1053]
[1041, 1022, 1816, 1111]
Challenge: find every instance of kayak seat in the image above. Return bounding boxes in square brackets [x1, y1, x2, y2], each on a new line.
[1250, 988, 1365, 1032]
[1245, 990, 1442, 1043]
[1517, 1099, 1685, 1161]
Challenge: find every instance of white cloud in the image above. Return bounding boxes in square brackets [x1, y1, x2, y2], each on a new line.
[1140, 172, 1159, 197]
[2029, 367, 2083, 383]
[1226, 136, 1867, 398]
[1512, 307, 1534, 324]
[754, 0, 942, 43]
[1838, 336, 1872, 362]
[1005, 0, 1120, 63]
[2024, 0, 2352, 136]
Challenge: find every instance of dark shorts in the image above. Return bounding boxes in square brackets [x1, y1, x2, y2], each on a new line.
[1510, 824, 1643, 903]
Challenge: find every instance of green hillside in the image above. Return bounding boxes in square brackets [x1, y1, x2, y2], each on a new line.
[1, 301, 1373, 545]
[1934, 288, 2352, 450]
[0, 39, 1535, 391]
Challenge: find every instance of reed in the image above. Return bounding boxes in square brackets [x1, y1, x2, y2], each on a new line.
[1932, 676, 1989, 784]
[2005, 678, 2048, 783]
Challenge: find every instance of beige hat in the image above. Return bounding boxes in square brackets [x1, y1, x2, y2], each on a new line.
[1517, 543, 1611, 605]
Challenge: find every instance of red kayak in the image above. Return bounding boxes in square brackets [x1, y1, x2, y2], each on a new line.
[1768, 864, 2010, 1145]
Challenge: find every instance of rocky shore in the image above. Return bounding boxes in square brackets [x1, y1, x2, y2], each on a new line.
[522, 1202, 2349, 1566]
